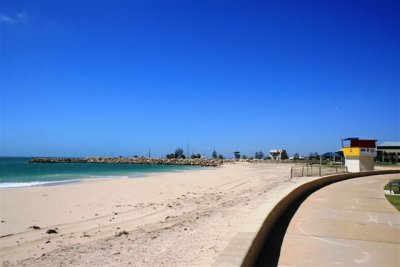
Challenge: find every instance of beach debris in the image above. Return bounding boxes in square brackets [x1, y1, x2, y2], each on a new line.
[46, 229, 58, 234]
[1, 220, 4, 223]
[165, 216, 171, 220]
[115, 230, 129, 237]
[113, 212, 118, 215]
[27, 225, 41, 230]
[0, 233, 14, 238]
[45, 240, 50, 244]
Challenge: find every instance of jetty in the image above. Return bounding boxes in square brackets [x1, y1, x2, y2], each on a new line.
[28, 157, 223, 167]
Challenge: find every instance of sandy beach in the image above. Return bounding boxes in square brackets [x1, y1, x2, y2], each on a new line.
[0, 162, 297, 266]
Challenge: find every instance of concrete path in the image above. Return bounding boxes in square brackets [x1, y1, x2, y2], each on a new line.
[277, 173, 400, 266]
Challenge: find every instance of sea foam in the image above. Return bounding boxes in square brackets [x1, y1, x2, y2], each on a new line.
[0, 180, 79, 188]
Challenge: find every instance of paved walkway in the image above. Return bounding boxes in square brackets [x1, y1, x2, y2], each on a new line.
[277, 173, 400, 266]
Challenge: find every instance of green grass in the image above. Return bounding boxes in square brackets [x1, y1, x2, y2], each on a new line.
[384, 179, 400, 211]
[385, 195, 400, 212]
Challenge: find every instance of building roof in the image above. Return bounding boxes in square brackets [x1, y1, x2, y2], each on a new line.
[378, 141, 400, 147]
[322, 152, 341, 158]
[343, 137, 377, 141]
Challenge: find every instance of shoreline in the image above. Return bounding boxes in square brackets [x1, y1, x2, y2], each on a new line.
[0, 166, 206, 189]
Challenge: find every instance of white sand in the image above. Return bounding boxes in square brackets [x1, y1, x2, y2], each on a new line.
[0, 163, 295, 266]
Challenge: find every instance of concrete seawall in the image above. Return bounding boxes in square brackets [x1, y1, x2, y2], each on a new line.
[212, 169, 400, 267]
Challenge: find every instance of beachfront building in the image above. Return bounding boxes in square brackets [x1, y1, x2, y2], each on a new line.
[376, 141, 400, 163]
[342, 137, 377, 172]
[269, 149, 288, 160]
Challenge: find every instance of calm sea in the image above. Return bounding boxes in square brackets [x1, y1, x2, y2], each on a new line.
[0, 157, 201, 188]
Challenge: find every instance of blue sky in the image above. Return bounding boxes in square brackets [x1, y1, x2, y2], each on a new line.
[1, 0, 399, 158]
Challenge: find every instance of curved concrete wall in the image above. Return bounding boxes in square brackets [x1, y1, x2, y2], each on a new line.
[212, 169, 400, 267]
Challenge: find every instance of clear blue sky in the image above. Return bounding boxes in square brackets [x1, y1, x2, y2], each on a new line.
[1, 0, 399, 158]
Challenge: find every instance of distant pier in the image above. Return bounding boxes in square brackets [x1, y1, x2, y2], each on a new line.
[28, 157, 224, 167]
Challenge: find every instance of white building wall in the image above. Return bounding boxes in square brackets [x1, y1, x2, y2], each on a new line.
[360, 156, 374, 171]
[345, 158, 360, 172]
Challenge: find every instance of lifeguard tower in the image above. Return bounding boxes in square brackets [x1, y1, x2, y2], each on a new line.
[341, 137, 377, 172]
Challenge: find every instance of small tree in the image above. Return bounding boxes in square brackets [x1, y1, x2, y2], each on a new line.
[166, 153, 176, 159]
[242, 155, 248, 159]
[255, 151, 264, 159]
[174, 148, 185, 159]
[191, 153, 201, 159]
[234, 151, 241, 159]
[217, 154, 224, 160]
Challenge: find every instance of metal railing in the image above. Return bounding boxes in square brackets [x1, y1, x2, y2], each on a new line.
[388, 179, 400, 194]
[290, 163, 347, 178]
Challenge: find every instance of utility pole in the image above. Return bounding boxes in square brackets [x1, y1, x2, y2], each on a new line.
[187, 143, 189, 158]
[148, 147, 151, 159]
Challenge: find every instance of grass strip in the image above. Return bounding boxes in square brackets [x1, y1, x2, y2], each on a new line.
[385, 195, 400, 212]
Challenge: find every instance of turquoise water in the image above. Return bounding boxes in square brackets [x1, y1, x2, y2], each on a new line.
[0, 157, 200, 188]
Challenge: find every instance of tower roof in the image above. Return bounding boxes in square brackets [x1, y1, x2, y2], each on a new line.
[343, 137, 377, 141]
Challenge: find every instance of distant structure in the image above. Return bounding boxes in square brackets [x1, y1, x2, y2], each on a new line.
[341, 137, 377, 172]
[321, 152, 341, 161]
[212, 149, 218, 159]
[289, 153, 304, 160]
[269, 149, 288, 160]
[376, 141, 400, 163]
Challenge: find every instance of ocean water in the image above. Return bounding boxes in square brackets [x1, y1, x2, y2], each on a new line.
[0, 157, 201, 188]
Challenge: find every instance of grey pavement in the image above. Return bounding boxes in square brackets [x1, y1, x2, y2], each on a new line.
[276, 173, 400, 266]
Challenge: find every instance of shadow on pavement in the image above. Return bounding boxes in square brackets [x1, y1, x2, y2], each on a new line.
[254, 185, 323, 266]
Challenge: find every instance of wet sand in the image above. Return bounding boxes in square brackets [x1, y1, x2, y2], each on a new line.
[0, 162, 295, 266]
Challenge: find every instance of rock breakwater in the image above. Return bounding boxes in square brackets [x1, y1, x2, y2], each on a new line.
[28, 157, 223, 167]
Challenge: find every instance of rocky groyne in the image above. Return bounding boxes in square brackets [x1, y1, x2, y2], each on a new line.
[28, 157, 224, 167]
